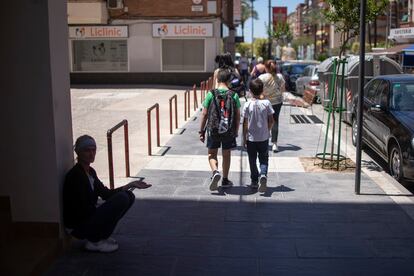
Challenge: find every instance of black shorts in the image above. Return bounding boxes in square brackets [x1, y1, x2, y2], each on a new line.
[206, 135, 237, 150]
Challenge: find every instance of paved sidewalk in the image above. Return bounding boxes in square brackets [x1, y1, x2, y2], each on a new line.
[47, 100, 414, 276]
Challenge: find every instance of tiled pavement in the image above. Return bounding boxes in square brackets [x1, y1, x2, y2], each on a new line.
[46, 102, 414, 275]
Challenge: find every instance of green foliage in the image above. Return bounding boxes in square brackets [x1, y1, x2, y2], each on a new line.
[253, 38, 268, 59]
[270, 22, 293, 44]
[350, 42, 372, 54]
[324, 0, 389, 55]
[236, 43, 251, 56]
[291, 36, 313, 50]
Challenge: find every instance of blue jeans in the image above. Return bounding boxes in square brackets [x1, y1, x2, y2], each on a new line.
[246, 140, 269, 182]
[72, 190, 135, 242]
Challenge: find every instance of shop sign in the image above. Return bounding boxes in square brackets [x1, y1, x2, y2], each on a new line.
[69, 26, 128, 39]
[153, 23, 213, 37]
[192, 5, 203, 12]
[389, 27, 414, 39]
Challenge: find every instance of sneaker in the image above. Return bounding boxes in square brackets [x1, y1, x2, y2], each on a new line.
[221, 179, 234, 188]
[209, 170, 221, 191]
[106, 237, 118, 245]
[250, 181, 259, 189]
[85, 240, 119, 253]
[259, 175, 267, 192]
[272, 143, 278, 152]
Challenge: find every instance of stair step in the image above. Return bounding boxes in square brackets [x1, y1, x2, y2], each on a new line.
[0, 238, 61, 276]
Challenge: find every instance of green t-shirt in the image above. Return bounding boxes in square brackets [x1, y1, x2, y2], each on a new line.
[202, 88, 241, 109]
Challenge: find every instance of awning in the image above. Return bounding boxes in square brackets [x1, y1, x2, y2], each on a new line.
[384, 43, 412, 54]
[402, 44, 414, 51]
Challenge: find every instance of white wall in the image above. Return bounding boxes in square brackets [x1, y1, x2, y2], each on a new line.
[0, 0, 73, 224]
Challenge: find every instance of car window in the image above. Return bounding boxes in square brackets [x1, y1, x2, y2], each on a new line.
[391, 82, 414, 111]
[365, 79, 381, 102]
[374, 80, 389, 107]
[291, 65, 306, 75]
[303, 67, 311, 76]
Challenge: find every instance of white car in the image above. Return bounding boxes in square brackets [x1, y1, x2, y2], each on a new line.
[295, 65, 321, 103]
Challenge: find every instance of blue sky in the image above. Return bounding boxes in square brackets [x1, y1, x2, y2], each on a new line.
[237, 0, 303, 43]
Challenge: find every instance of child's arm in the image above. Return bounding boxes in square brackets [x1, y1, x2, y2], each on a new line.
[242, 117, 248, 148]
[234, 108, 241, 136]
[268, 115, 274, 131]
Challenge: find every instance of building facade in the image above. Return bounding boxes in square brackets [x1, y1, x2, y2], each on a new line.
[68, 0, 236, 85]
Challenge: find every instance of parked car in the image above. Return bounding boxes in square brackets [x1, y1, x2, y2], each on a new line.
[280, 60, 320, 92]
[351, 75, 414, 182]
[295, 65, 321, 103]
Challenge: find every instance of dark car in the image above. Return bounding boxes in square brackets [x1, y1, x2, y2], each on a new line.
[280, 61, 319, 92]
[351, 75, 414, 182]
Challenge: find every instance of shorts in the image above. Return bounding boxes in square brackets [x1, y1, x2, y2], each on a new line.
[206, 135, 237, 150]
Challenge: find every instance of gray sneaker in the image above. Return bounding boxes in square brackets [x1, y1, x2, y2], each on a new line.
[209, 170, 221, 191]
[259, 175, 267, 192]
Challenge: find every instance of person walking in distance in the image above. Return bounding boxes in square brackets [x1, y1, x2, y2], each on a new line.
[242, 79, 274, 192]
[259, 60, 285, 152]
[63, 135, 151, 253]
[199, 68, 241, 191]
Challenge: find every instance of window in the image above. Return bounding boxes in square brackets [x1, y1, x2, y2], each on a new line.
[374, 80, 390, 107]
[365, 79, 381, 102]
[162, 39, 204, 71]
[72, 40, 128, 72]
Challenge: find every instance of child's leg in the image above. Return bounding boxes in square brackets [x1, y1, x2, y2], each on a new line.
[257, 140, 269, 176]
[246, 141, 259, 182]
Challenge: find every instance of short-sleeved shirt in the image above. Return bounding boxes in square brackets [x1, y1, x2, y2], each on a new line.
[203, 88, 241, 109]
[242, 99, 275, 142]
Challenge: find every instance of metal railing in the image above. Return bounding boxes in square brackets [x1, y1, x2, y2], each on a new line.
[147, 103, 160, 156]
[200, 81, 206, 103]
[192, 84, 198, 111]
[169, 94, 178, 134]
[107, 119, 130, 189]
[184, 89, 190, 120]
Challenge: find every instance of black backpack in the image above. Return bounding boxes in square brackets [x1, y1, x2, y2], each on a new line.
[228, 70, 246, 98]
[207, 89, 237, 141]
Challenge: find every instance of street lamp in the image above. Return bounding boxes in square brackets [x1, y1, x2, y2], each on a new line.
[268, 0, 272, 59]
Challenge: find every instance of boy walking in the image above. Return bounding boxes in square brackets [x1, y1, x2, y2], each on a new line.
[242, 79, 274, 192]
[199, 68, 241, 191]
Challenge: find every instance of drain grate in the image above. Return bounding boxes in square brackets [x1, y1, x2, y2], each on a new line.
[291, 115, 323, 124]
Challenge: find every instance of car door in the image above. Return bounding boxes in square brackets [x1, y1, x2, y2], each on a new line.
[362, 79, 382, 147]
[296, 66, 312, 95]
[369, 80, 392, 157]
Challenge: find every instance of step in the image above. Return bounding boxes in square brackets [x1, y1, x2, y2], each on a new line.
[0, 238, 61, 276]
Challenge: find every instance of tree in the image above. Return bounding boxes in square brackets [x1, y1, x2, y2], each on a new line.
[240, 0, 258, 39]
[235, 42, 251, 56]
[253, 38, 268, 59]
[270, 22, 293, 45]
[324, 0, 388, 57]
[322, 0, 388, 163]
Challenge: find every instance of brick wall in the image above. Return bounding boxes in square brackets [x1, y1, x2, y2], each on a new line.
[110, 0, 221, 18]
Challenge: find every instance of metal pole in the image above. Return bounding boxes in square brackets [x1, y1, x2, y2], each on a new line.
[251, 0, 255, 58]
[355, 0, 367, 195]
[124, 122, 130, 177]
[268, 0, 272, 59]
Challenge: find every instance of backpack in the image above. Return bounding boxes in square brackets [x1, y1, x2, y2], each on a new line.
[228, 70, 246, 97]
[207, 89, 237, 141]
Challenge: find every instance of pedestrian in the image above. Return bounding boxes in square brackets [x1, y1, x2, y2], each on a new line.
[239, 54, 250, 85]
[259, 60, 285, 152]
[242, 79, 274, 192]
[213, 52, 246, 98]
[199, 68, 241, 191]
[250, 56, 266, 80]
[63, 135, 151, 253]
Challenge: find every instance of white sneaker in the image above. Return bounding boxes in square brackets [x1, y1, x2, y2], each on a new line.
[85, 240, 119, 253]
[272, 143, 278, 152]
[259, 175, 267, 193]
[106, 237, 118, 245]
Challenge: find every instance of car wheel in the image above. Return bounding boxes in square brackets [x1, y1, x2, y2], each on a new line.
[389, 144, 404, 182]
[351, 117, 358, 146]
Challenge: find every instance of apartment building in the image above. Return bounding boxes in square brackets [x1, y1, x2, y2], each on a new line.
[68, 0, 238, 84]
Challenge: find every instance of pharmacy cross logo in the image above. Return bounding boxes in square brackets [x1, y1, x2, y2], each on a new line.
[75, 27, 86, 37]
[158, 24, 168, 36]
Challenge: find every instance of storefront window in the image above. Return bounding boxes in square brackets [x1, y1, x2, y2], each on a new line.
[72, 40, 128, 72]
[162, 39, 204, 71]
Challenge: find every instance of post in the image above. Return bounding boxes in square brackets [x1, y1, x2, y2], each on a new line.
[268, 0, 272, 59]
[251, 0, 255, 58]
[193, 84, 198, 110]
[355, 0, 367, 195]
[169, 94, 178, 134]
[147, 103, 160, 156]
[124, 121, 130, 178]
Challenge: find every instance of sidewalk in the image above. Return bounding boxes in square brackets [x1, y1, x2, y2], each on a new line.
[47, 98, 414, 275]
